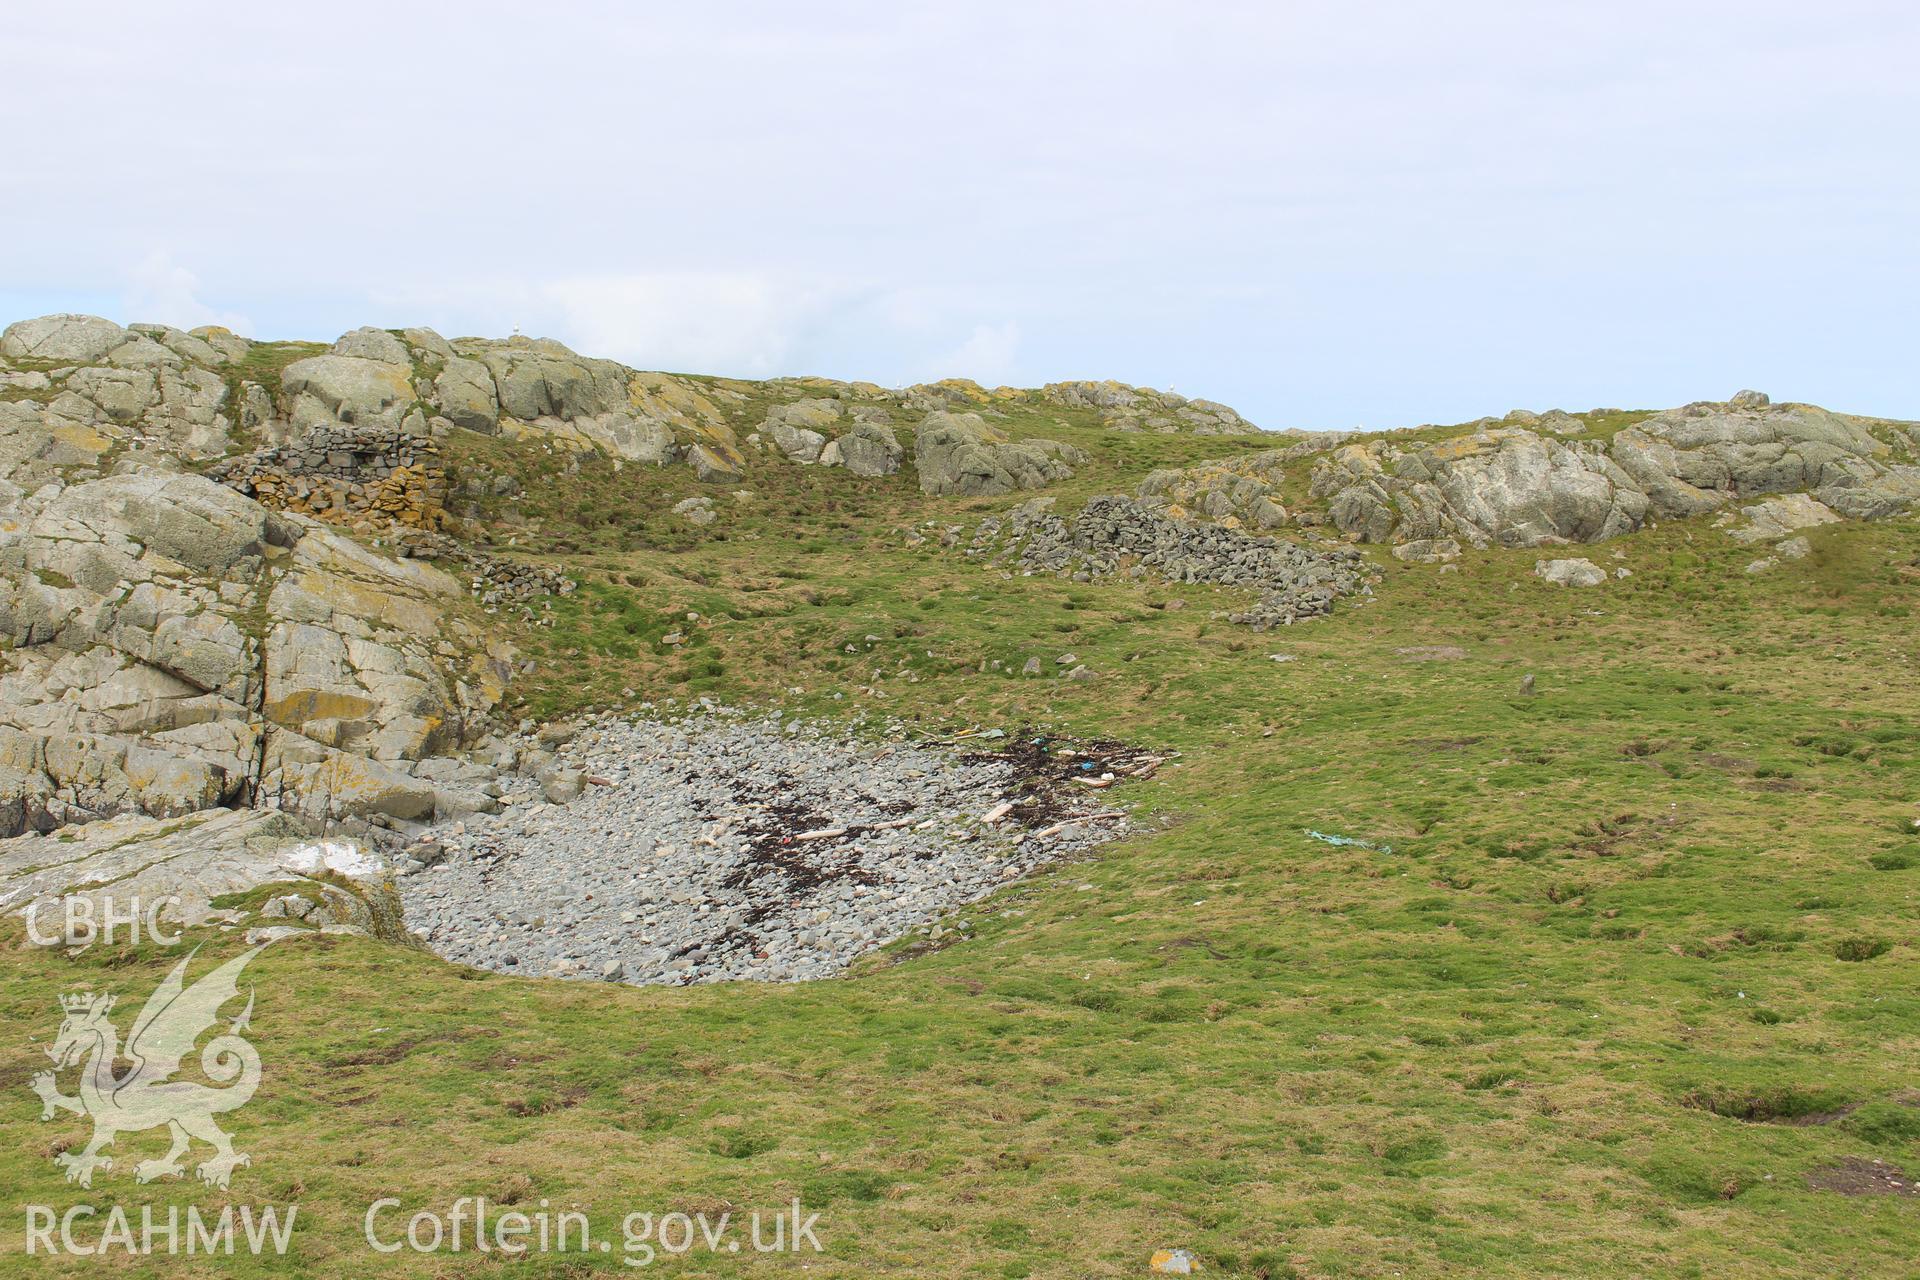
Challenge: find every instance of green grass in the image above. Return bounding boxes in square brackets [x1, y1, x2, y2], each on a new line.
[4, 430, 1918, 1276]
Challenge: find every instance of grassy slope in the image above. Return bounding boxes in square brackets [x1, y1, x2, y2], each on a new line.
[3, 410, 1919, 1278]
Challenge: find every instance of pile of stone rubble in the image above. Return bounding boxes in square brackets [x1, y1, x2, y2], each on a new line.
[970, 495, 1374, 628]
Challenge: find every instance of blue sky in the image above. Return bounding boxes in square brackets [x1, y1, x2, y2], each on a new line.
[3, 2, 1915, 429]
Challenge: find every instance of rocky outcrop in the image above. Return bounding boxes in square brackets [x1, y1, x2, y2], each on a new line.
[1312, 428, 1648, 547]
[1039, 381, 1258, 434]
[0, 807, 412, 943]
[1309, 394, 1920, 548]
[0, 468, 507, 836]
[915, 412, 1084, 496]
[1721, 493, 1843, 543]
[0, 317, 754, 490]
[757, 398, 904, 478]
[281, 353, 417, 433]
[1137, 451, 1290, 529]
[0, 314, 242, 480]
[1, 314, 130, 363]
[824, 420, 904, 476]
[463, 337, 630, 422]
[764, 399, 840, 462]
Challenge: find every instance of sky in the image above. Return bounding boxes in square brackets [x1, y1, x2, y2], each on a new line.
[2, 1, 1915, 430]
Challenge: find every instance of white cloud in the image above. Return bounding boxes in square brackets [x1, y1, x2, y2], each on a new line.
[539, 272, 835, 377]
[921, 321, 1021, 386]
[120, 252, 251, 334]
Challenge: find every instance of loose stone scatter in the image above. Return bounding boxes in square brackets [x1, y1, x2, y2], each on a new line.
[971, 495, 1373, 628]
[398, 713, 1162, 984]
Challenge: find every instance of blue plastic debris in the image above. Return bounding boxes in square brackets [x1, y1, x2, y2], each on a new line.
[1303, 829, 1392, 854]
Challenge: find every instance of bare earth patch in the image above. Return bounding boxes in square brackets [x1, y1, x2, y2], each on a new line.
[1805, 1157, 1920, 1197]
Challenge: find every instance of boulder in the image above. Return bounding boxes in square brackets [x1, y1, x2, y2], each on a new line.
[131, 324, 228, 367]
[765, 399, 841, 464]
[673, 496, 716, 526]
[1, 314, 128, 363]
[467, 340, 629, 422]
[1393, 537, 1461, 564]
[539, 766, 585, 805]
[833, 421, 904, 477]
[332, 326, 413, 366]
[1725, 493, 1841, 543]
[189, 326, 251, 363]
[280, 354, 415, 431]
[1535, 557, 1607, 587]
[689, 440, 745, 483]
[431, 356, 501, 432]
[914, 412, 1083, 496]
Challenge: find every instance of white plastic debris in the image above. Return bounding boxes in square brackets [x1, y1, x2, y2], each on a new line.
[281, 840, 384, 878]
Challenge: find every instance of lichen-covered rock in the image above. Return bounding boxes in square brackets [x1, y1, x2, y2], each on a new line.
[568, 412, 676, 464]
[1039, 380, 1258, 434]
[688, 437, 746, 482]
[1393, 537, 1461, 564]
[1307, 395, 1920, 550]
[461, 337, 630, 422]
[1723, 493, 1842, 543]
[281, 354, 416, 431]
[1138, 451, 1291, 529]
[332, 326, 413, 366]
[1535, 557, 1607, 587]
[0, 466, 505, 834]
[915, 412, 1084, 496]
[1, 314, 128, 363]
[430, 356, 501, 432]
[828, 421, 904, 477]
[765, 399, 839, 463]
[1312, 430, 1647, 548]
[1609, 401, 1888, 519]
[673, 496, 716, 526]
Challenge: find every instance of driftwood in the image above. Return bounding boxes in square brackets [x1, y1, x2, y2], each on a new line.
[1033, 811, 1126, 839]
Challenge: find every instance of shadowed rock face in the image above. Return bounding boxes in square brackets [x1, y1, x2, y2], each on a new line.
[1310, 396, 1920, 548]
